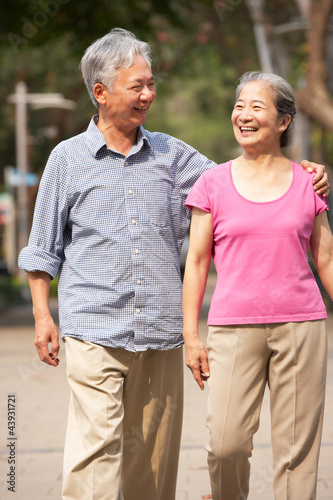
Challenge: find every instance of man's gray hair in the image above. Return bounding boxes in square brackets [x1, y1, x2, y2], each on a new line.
[235, 71, 296, 148]
[80, 28, 152, 108]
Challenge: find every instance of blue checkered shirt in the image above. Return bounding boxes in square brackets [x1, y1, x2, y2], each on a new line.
[18, 116, 216, 351]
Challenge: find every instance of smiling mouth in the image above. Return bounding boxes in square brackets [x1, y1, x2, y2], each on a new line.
[134, 106, 149, 111]
[240, 126, 258, 133]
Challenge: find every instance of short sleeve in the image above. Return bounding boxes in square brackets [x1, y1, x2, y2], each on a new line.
[185, 172, 211, 213]
[314, 189, 329, 216]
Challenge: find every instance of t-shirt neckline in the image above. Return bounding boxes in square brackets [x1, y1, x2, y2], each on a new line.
[229, 160, 295, 205]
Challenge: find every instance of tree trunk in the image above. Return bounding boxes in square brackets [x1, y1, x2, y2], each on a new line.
[296, 0, 333, 131]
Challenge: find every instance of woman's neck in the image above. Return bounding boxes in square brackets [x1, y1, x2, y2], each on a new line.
[237, 151, 289, 171]
[231, 154, 294, 203]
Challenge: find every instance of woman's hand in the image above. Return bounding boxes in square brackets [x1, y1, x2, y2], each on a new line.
[184, 337, 210, 390]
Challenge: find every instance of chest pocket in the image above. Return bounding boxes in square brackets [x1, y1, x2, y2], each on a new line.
[144, 177, 173, 228]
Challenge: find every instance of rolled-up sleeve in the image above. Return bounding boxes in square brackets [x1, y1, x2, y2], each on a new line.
[18, 147, 70, 280]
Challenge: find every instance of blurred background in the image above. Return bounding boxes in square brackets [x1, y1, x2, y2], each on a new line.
[1, 0, 333, 311]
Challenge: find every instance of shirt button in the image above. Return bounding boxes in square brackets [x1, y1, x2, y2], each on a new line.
[136, 279, 141, 285]
[136, 308, 141, 314]
[132, 219, 136, 225]
[128, 189, 133, 195]
[135, 249, 139, 254]
[125, 161, 128, 166]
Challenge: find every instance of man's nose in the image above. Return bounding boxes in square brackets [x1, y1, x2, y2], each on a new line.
[141, 85, 155, 100]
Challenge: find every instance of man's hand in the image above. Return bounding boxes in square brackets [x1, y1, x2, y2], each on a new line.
[34, 314, 60, 367]
[184, 338, 210, 390]
[301, 160, 330, 197]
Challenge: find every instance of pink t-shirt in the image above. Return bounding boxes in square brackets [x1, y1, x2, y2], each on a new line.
[185, 161, 328, 325]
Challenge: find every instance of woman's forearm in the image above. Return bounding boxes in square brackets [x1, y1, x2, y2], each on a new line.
[182, 255, 211, 340]
[182, 208, 214, 339]
[182, 208, 214, 389]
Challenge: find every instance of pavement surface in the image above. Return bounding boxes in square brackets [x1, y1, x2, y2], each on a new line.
[0, 273, 332, 500]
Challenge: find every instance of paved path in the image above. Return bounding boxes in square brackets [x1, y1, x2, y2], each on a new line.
[0, 281, 332, 499]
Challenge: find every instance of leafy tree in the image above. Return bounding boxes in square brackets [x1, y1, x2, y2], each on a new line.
[1, 0, 333, 176]
[0, 0, 247, 181]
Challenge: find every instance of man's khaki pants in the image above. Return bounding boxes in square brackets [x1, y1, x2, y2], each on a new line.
[206, 321, 327, 500]
[61, 338, 183, 500]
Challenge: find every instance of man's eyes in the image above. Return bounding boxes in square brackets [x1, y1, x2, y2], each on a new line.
[131, 82, 155, 90]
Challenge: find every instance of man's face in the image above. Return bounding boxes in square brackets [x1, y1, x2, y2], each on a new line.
[102, 54, 156, 132]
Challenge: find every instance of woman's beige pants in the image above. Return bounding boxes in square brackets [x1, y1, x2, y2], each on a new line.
[206, 321, 327, 500]
[61, 338, 183, 500]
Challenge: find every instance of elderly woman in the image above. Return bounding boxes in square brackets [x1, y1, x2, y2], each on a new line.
[182, 72, 333, 500]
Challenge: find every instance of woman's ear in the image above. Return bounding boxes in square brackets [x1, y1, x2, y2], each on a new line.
[280, 114, 291, 132]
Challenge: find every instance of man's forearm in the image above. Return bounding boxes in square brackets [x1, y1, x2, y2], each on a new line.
[27, 271, 60, 367]
[27, 271, 52, 319]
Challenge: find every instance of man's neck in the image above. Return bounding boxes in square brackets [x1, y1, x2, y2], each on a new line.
[96, 115, 138, 156]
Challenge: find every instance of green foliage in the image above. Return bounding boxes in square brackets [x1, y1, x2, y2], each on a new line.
[0, 0, 183, 53]
[0, 275, 28, 310]
[1, 0, 332, 174]
[147, 48, 239, 161]
[0, 0, 255, 180]
[49, 275, 58, 298]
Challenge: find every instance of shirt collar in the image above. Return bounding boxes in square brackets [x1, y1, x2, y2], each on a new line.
[135, 125, 153, 153]
[85, 115, 152, 157]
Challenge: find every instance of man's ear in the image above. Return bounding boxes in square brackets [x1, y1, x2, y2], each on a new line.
[94, 83, 107, 105]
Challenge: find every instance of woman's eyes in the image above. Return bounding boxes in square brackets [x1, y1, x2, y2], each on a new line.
[234, 105, 262, 111]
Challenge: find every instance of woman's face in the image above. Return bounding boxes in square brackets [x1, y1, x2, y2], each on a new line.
[231, 80, 290, 154]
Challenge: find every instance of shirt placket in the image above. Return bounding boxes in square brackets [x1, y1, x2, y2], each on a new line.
[123, 156, 146, 347]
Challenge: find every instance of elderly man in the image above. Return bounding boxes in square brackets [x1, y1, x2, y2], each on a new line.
[18, 28, 329, 500]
